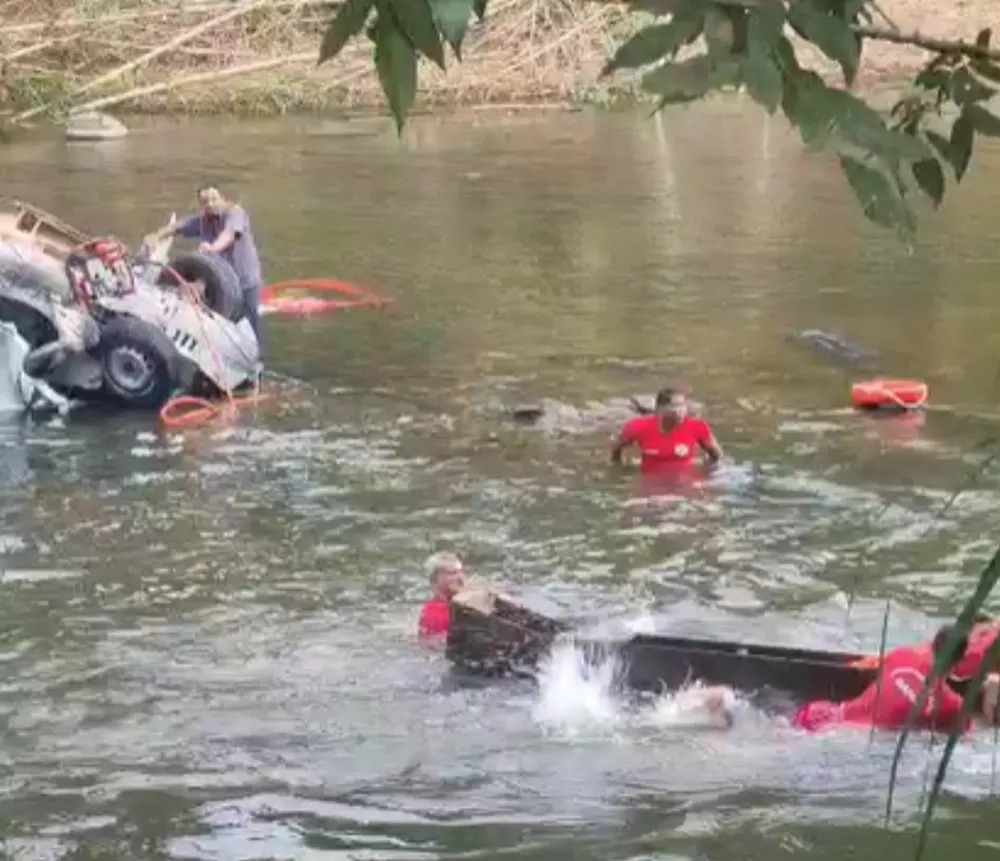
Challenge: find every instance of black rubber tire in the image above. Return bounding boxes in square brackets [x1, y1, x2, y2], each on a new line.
[98, 316, 181, 408]
[157, 251, 245, 323]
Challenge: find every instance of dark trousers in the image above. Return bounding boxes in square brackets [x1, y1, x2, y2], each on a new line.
[243, 282, 262, 360]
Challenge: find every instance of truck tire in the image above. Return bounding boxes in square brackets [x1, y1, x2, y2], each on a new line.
[99, 316, 180, 408]
[158, 251, 245, 323]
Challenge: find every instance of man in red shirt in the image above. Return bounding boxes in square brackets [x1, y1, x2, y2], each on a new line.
[940, 616, 999, 683]
[418, 550, 466, 640]
[792, 625, 973, 734]
[610, 387, 723, 471]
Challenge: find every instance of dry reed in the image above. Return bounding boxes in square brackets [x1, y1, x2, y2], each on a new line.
[0, 0, 992, 119]
[0, 0, 644, 118]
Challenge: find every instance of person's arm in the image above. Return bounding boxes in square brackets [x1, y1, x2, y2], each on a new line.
[610, 419, 640, 465]
[697, 421, 723, 464]
[149, 213, 199, 243]
[980, 673, 1000, 726]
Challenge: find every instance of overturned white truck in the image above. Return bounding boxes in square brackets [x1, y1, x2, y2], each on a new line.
[0, 199, 260, 416]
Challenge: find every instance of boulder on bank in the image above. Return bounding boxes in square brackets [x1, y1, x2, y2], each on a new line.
[64, 110, 128, 141]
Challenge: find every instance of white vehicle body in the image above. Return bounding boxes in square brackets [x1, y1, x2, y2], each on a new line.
[0, 199, 260, 416]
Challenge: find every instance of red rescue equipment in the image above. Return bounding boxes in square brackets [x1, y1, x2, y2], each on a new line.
[261, 279, 393, 315]
[850, 379, 928, 410]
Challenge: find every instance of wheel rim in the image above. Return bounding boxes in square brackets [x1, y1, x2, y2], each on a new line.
[107, 344, 156, 395]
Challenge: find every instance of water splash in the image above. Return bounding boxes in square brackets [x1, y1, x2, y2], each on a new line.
[530, 637, 742, 738]
[531, 639, 623, 738]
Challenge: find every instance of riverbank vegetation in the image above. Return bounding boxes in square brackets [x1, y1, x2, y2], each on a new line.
[0, 0, 645, 119]
[0, 0, 995, 122]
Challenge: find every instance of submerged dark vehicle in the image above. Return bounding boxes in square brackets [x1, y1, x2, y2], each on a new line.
[444, 588, 977, 711]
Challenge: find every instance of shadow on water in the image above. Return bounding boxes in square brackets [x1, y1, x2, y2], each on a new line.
[2, 101, 1000, 858]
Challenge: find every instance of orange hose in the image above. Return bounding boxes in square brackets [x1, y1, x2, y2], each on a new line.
[157, 264, 270, 431]
[261, 278, 394, 315]
[847, 655, 882, 670]
[158, 275, 387, 429]
[159, 392, 271, 430]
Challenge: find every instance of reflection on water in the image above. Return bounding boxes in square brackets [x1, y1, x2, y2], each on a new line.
[1, 102, 1000, 859]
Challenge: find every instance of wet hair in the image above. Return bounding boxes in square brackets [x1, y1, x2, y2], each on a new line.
[424, 550, 462, 585]
[654, 387, 684, 409]
[932, 624, 969, 670]
[975, 612, 993, 624]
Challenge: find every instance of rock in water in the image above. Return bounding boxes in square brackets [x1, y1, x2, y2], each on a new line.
[64, 110, 128, 141]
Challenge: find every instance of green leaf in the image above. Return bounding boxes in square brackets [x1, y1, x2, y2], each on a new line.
[387, 0, 446, 69]
[968, 103, 1000, 137]
[912, 158, 945, 207]
[781, 71, 835, 149]
[914, 67, 950, 92]
[746, 0, 786, 49]
[630, 0, 702, 15]
[949, 66, 994, 106]
[781, 73, 930, 162]
[839, 154, 914, 236]
[641, 54, 739, 101]
[318, 0, 375, 64]
[430, 0, 473, 57]
[971, 58, 1000, 84]
[602, 14, 704, 77]
[925, 129, 951, 163]
[373, 8, 418, 134]
[825, 87, 934, 162]
[950, 108, 975, 180]
[704, 6, 735, 59]
[741, 46, 782, 113]
[787, 0, 860, 86]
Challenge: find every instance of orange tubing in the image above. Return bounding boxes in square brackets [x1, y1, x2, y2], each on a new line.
[261, 278, 394, 315]
[847, 655, 882, 670]
[157, 264, 274, 431]
[159, 276, 390, 430]
[158, 392, 271, 431]
[850, 379, 928, 410]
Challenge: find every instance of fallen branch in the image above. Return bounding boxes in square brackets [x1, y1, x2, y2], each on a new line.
[69, 52, 318, 115]
[11, 0, 274, 123]
[1, 36, 76, 62]
[0, 0, 338, 35]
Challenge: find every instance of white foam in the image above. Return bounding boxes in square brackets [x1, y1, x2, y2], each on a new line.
[531, 639, 622, 737]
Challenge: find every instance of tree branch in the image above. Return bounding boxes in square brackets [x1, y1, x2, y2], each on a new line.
[586, 0, 1000, 63]
[854, 25, 1000, 63]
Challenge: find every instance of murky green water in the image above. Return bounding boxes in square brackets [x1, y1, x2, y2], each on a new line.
[3, 101, 1000, 860]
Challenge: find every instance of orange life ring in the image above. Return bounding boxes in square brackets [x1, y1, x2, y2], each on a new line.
[850, 379, 928, 410]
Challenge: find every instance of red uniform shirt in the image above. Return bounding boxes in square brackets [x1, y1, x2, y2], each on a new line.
[792, 646, 971, 734]
[619, 415, 712, 470]
[948, 623, 999, 681]
[418, 599, 450, 638]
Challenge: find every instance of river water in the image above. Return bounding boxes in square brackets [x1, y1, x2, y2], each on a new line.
[2, 102, 1000, 860]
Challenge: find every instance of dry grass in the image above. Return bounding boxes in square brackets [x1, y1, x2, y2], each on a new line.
[0, 0, 644, 117]
[0, 0, 995, 118]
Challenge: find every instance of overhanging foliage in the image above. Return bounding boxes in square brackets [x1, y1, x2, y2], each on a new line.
[319, 0, 1000, 241]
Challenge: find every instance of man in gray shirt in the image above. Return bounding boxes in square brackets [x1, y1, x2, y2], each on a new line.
[149, 184, 264, 349]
